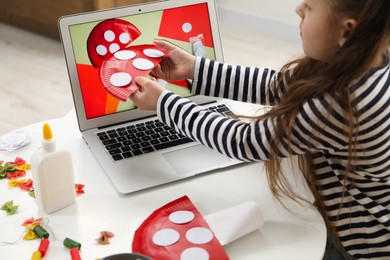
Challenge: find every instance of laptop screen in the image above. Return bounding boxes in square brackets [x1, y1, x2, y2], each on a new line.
[67, 2, 218, 120]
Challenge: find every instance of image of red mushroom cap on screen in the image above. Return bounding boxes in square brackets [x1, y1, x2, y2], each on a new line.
[132, 196, 229, 260]
[87, 18, 168, 101]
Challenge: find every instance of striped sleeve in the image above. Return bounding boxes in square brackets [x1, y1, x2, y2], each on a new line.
[157, 90, 352, 162]
[192, 57, 280, 105]
[157, 58, 355, 161]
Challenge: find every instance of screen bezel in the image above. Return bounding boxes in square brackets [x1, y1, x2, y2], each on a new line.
[58, 0, 223, 132]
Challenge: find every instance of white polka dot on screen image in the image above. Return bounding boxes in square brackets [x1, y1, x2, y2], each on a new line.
[96, 45, 108, 56]
[119, 32, 131, 44]
[114, 50, 136, 60]
[152, 228, 180, 246]
[182, 22, 192, 33]
[109, 43, 120, 54]
[181, 247, 209, 260]
[133, 58, 154, 71]
[143, 49, 165, 58]
[104, 30, 115, 42]
[169, 210, 195, 224]
[110, 72, 132, 87]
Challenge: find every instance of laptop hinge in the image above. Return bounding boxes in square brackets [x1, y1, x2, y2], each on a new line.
[97, 114, 157, 130]
[97, 100, 218, 130]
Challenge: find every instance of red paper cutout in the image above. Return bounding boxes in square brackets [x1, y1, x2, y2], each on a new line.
[13, 157, 27, 166]
[75, 184, 85, 195]
[132, 196, 229, 260]
[76, 64, 108, 119]
[158, 3, 214, 48]
[7, 170, 26, 179]
[19, 179, 33, 191]
[87, 18, 141, 68]
[86, 19, 168, 101]
[99, 44, 167, 101]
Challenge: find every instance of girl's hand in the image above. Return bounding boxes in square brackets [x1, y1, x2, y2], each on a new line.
[152, 40, 196, 80]
[129, 76, 166, 111]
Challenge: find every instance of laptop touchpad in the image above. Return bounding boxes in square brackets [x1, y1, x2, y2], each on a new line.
[163, 144, 232, 175]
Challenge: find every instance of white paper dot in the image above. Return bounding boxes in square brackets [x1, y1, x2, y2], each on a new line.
[110, 72, 132, 87]
[114, 50, 136, 60]
[182, 22, 192, 33]
[119, 32, 131, 44]
[143, 48, 164, 58]
[181, 247, 209, 260]
[109, 43, 120, 54]
[104, 30, 115, 42]
[185, 227, 213, 245]
[169, 210, 195, 224]
[133, 58, 154, 70]
[152, 228, 180, 246]
[96, 45, 107, 56]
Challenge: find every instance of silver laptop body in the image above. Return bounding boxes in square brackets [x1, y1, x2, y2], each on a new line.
[58, 0, 241, 194]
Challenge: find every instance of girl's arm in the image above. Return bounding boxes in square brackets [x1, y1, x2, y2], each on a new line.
[156, 59, 389, 163]
[157, 91, 330, 162]
[151, 40, 285, 106]
[191, 57, 282, 106]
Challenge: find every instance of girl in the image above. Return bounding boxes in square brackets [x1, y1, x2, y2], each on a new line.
[130, 0, 390, 259]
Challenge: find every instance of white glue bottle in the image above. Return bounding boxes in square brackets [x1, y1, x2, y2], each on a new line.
[31, 123, 76, 213]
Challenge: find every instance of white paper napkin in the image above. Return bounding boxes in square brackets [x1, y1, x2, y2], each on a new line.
[0, 131, 32, 151]
[204, 200, 264, 246]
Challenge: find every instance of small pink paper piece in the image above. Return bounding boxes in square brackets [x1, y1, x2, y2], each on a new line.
[96, 231, 115, 245]
[22, 217, 44, 227]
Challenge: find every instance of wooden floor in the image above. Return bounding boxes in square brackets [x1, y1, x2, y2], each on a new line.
[0, 20, 301, 137]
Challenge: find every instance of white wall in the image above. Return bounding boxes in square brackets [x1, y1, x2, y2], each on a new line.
[216, 0, 302, 41]
[217, 0, 300, 23]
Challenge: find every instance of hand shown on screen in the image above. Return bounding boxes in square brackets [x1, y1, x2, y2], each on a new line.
[152, 40, 197, 81]
[129, 76, 165, 111]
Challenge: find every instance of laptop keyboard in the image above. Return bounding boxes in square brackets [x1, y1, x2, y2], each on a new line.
[97, 104, 236, 161]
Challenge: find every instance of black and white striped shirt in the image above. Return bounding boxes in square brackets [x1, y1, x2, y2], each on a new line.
[157, 57, 390, 259]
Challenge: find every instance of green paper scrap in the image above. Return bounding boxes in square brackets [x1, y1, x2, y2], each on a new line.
[28, 188, 35, 198]
[0, 161, 16, 179]
[1, 200, 19, 215]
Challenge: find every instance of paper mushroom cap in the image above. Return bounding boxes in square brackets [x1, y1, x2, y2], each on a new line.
[132, 196, 229, 260]
[86, 18, 168, 101]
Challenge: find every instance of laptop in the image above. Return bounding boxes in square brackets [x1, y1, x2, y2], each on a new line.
[58, 0, 242, 194]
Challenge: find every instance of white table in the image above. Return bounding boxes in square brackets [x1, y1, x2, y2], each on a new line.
[0, 102, 326, 259]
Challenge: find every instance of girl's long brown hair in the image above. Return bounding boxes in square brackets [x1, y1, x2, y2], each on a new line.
[259, 0, 390, 242]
